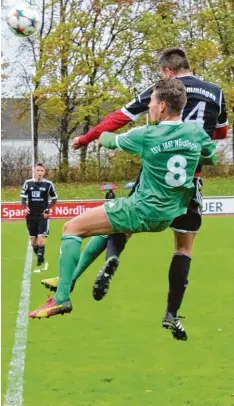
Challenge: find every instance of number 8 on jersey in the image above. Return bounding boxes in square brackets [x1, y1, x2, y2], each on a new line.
[165, 155, 187, 187]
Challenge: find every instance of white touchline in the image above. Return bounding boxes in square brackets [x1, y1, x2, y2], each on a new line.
[4, 241, 33, 406]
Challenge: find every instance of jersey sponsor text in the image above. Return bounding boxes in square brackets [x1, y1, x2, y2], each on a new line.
[151, 139, 199, 154]
[186, 87, 216, 101]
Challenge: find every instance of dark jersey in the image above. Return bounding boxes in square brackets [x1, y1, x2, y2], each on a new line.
[20, 178, 57, 215]
[121, 76, 227, 173]
[122, 76, 228, 138]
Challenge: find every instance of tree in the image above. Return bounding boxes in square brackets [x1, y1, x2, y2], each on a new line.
[1, 51, 9, 138]
[35, 0, 154, 170]
[202, 0, 234, 161]
[3, 0, 233, 170]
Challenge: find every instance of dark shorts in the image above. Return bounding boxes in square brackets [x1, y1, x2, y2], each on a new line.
[26, 215, 49, 237]
[170, 178, 203, 233]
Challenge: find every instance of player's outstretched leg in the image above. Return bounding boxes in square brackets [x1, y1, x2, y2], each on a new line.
[41, 277, 59, 292]
[105, 233, 127, 260]
[31, 204, 113, 319]
[72, 235, 108, 287]
[40, 235, 108, 292]
[92, 233, 127, 301]
[29, 236, 82, 319]
[93, 255, 119, 301]
[162, 253, 191, 340]
[162, 312, 187, 341]
[29, 297, 72, 319]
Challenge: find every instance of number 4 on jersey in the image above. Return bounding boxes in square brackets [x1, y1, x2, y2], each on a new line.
[184, 101, 206, 127]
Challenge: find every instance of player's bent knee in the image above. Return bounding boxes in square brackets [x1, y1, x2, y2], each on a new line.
[63, 218, 85, 237]
[37, 236, 45, 246]
[30, 237, 37, 246]
[63, 220, 74, 235]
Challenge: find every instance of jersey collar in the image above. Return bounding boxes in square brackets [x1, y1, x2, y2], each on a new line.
[159, 120, 183, 125]
[175, 74, 194, 78]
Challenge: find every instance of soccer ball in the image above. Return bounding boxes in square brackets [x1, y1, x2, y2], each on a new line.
[7, 6, 40, 37]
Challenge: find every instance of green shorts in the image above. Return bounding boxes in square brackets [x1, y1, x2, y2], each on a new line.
[104, 198, 172, 234]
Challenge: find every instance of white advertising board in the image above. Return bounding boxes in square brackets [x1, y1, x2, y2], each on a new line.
[1, 197, 234, 220]
[202, 197, 234, 215]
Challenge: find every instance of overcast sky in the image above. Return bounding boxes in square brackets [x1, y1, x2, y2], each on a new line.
[1, 1, 41, 96]
[2, 1, 32, 58]
[1, 0, 91, 96]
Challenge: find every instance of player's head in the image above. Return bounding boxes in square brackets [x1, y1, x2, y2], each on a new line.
[158, 48, 191, 79]
[149, 79, 187, 122]
[34, 162, 45, 181]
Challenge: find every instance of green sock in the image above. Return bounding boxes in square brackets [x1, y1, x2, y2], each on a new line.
[72, 235, 108, 282]
[54, 236, 82, 304]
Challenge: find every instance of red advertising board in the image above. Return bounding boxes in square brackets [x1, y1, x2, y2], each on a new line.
[1, 200, 105, 220]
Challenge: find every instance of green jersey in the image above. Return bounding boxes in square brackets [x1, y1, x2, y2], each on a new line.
[101, 121, 216, 221]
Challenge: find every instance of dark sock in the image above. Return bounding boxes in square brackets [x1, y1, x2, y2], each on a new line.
[166, 254, 191, 316]
[37, 245, 45, 265]
[106, 233, 127, 260]
[33, 245, 39, 255]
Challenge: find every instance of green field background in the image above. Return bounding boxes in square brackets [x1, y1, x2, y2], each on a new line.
[2, 216, 234, 406]
[2, 177, 234, 202]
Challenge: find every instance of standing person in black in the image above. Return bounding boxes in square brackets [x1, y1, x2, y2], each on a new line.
[20, 162, 58, 272]
[105, 189, 116, 199]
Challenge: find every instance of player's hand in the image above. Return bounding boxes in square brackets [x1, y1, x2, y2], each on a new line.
[43, 210, 49, 219]
[72, 136, 81, 150]
[24, 207, 30, 216]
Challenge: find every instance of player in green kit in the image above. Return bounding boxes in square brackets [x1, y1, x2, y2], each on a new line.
[29, 79, 216, 331]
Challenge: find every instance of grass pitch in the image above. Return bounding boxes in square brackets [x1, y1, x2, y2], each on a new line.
[2, 177, 234, 201]
[2, 217, 233, 406]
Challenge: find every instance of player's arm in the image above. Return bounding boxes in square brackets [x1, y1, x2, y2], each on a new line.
[200, 130, 217, 165]
[20, 181, 30, 214]
[100, 132, 119, 149]
[73, 86, 152, 149]
[100, 127, 145, 157]
[48, 199, 57, 209]
[74, 111, 132, 149]
[48, 181, 58, 207]
[21, 197, 27, 208]
[212, 91, 228, 140]
[44, 182, 58, 216]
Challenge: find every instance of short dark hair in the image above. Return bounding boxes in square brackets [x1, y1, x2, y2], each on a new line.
[154, 79, 187, 114]
[159, 47, 190, 73]
[35, 162, 45, 168]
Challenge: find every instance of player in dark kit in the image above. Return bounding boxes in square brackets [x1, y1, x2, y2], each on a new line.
[20, 162, 58, 272]
[42, 48, 228, 340]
